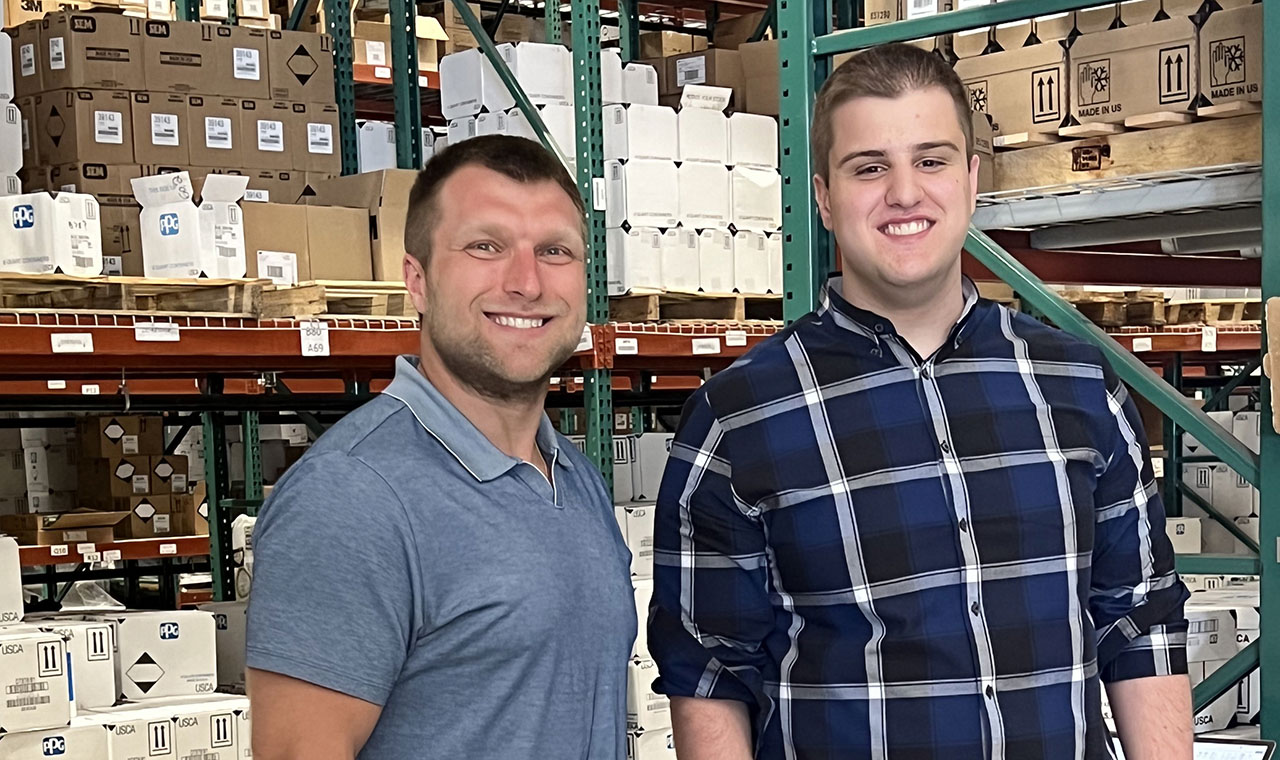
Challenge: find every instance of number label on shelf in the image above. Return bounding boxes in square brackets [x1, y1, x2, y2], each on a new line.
[615, 338, 638, 355]
[159, 543, 177, 556]
[76, 543, 96, 555]
[50, 545, 68, 557]
[103, 550, 122, 562]
[374, 65, 392, 79]
[134, 323, 180, 342]
[51, 333, 94, 353]
[82, 384, 100, 395]
[46, 380, 67, 390]
[1132, 337, 1153, 353]
[1201, 326, 1218, 352]
[1152, 456, 1165, 479]
[692, 338, 722, 355]
[300, 321, 330, 357]
[576, 326, 594, 353]
[592, 178, 607, 211]
[83, 552, 102, 563]
[725, 331, 748, 347]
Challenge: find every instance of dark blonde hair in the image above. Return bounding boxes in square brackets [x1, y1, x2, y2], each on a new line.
[811, 43, 974, 181]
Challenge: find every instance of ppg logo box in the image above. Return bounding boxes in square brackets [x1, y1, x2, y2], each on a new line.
[42, 736, 66, 755]
[158, 212, 181, 236]
[0, 724, 108, 760]
[131, 171, 249, 279]
[12, 204, 34, 228]
[0, 192, 103, 277]
[82, 610, 216, 701]
[159, 622, 180, 639]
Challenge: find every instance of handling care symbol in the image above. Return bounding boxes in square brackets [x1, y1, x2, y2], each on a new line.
[1210, 36, 1245, 87]
[967, 81, 988, 114]
[1031, 68, 1060, 123]
[1077, 59, 1111, 107]
[1159, 45, 1190, 104]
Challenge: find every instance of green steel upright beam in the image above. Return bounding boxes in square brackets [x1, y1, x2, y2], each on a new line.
[1257, 0, 1279, 741]
[618, 0, 640, 63]
[1195, 638, 1259, 713]
[202, 412, 233, 602]
[1162, 356, 1184, 515]
[325, 0, 359, 175]
[241, 412, 263, 502]
[389, 0, 423, 169]
[545, 0, 563, 43]
[178, 0, 199, 21]
[571, 0, 613, 488]
[286, 0, 312, 30]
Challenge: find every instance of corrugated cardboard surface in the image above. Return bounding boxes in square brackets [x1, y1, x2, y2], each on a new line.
[1198, 4, 1261, 108]
[241, 201, 309, 280]
[141, 18, 215, 93]
[665, 49, 744, 108]
[955, 42, 1067, 135]
[308, 169, 414, 281]
[237, 98, 293, 170]
[186, 95, 242, 168]
[307, 205, 373, 281]
[290, 101, 341, 174]
[131, 91, 189, 165]
[11, 21, 43, 98]
[40, 12, 145, 91]
[740, 39, 779, 116]
[267, 29, 335, 103]
[973, 112, 994, 194]
[638, 31, 706, 58]
[16, 96, 38, 168]
[1068, 18, 1200, 125]
[48, 163, 142, 270]
[212, 24, 270, 99]
[36, 88, 136, 166]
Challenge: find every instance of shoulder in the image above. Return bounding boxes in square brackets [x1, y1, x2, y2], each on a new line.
[693, 317, 816, 421]
[980, 302, 1111, 373]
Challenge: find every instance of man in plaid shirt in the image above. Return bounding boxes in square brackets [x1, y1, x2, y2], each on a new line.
[648, 44, 1192, 760]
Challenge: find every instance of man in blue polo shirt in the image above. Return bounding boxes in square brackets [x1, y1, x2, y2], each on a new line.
[245, 135, 635, 760]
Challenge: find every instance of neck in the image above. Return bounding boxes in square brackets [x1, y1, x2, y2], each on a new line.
[841, 263, 966, 359]
[415, 343, 548, 469]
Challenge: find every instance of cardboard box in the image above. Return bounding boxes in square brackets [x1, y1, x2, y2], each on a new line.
[88, 698, 244, 760]
[199, 601, 247, 690]
[1181, 409, 1234, 456]
[11, 20, 42, 98]
[627, 658, 670, 732]
[1233, 410, 1260, 454]
[733, 229, 770, 295]
[666, 49, 744, 106]
[16, 95, 38, 169]
[0, 536, 20, 624]
[631, 578, 652, 660]
[237, 168, 306, 204]
[1210, 463, 1256, 519]
[114, 494, 172, 538]
[955, 42, 1067, 137]
[677, 102, 729, 164]
[660, 228, 698, 292]
[78, 415, 162, 458]
[974, 112, 995, 194]
[357, 118, 396, 172]
[1185, 604, 1238, 663]
[728, 112, 777, 168]
[186, 94, 241, 168]
[697, 228, 734, 293]
[307, 204, 373, 280]
[47, 163, 141, 274]
[0, 722, 109, 760]
[23, 444, 76, 491]
[0, 29, 11, 101]
[242, 200, 307, 284]
[354, 16, 446, 72]
[36, 88, 136, 166]
[213, 24, 270, 99]
[629, 727, 676, 760]
[238, 98, 293, 170]
[0, 510, 128, 546]
[1165, 516, 1201, 553]
[607, 227, 663, 296]
[498, 41, 572, 106]
[78, 454, 152, 503]
[308, 168, 415, 281]
[740, 39, 779, 115]
[731, 166, 782, 231]
[678, 162, 731, 230]
[638, 31, 705, 58]
[0, 449, 23, 496]
[291, 101, 341, 174]
[141, 18, 215, 93]
[84, 610, 218, 701]
[1068, 18, 1199, 126]
[266, 29, 334, 103]
[605, 159, 679, 230]
[603, 104, 678, 162]
[439, 47, 516, 119]
[1198, 4, 1262, 110]
[130, 91, 189, 165]
[0, 190, 103, 276]
[131, 171, 250, 278]
[0, 101, 17, 175]
[171, 491, 207, 535]
[25, 489, 77, 514]
[622, 62, 660, 106]
[41, 11, 145, 91]
[150, 454, 188, 495]
[615, 503, 655, 580]
[27, 618, 116, 710]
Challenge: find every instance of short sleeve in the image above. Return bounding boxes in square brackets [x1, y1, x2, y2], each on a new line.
[245, 451, 419, 705]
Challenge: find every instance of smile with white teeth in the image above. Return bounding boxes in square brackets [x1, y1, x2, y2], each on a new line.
[883, 220, 933, 236]
[490, 314, 547, 329]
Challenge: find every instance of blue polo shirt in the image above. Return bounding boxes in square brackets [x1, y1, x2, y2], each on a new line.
[246, 356, 636, 759]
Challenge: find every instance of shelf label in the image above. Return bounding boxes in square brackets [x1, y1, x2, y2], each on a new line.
[1131, 337, 1153, 353]
[300, 321, 331, 357]
[592, 177, 607, 211]
[615, 337, 638, 355]
[103, 549, 122, 562]
[725, 330, 748, 347]
[692, 338, 722, 355]
[1152, 456, 1165, 479]
[81, 384, 100, 395]
[76, 543, 96, 555]
[46, 380, 67, 390]
[374, 65, 392, 80]
[1202, 326, 1218, 353]
[52, 333, 94, 353]
[135, 323, 180, 342]
[576, 326, 594, 353]
[82, 552, 102, 563]
[159, 543, 177, 556]
[50, 545, 68, 557]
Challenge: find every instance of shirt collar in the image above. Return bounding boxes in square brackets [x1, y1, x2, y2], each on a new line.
[383, 355, 571, 483]
[818, 275, 983, 348]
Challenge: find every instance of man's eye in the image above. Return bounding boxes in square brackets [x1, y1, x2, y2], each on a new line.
[919, 159, 946, 169]
[856, 165, 884, 176]
[469, 242, 498, 253]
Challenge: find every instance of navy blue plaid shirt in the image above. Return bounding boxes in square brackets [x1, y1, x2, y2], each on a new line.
[648, 277, 1189, 760]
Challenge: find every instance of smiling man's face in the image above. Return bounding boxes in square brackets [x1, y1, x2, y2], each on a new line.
[413, 164, 587, 401]
[814, 86, 979, 301]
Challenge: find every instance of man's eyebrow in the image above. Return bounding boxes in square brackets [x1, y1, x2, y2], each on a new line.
[914, 140, 962, 153]
[836, 149, 886, 166]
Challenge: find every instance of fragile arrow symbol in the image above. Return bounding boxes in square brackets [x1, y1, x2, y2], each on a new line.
[1165, 55, 1174, 92]
[1176, 53, 1184, 90]
[1047, 75, 1055, 110]
[1038, 78, 1045, 111]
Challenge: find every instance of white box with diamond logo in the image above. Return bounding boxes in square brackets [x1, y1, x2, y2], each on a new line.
[82, 610, 217, 702]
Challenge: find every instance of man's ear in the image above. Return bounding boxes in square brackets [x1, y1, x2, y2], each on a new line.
[968, 153, 981, 212]
[403, 253, 428, 315]
[814, 173, 835, 232]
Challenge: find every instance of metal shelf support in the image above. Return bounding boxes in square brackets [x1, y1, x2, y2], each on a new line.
[389, 0, 423, 169]
[325, 0, 360, 174]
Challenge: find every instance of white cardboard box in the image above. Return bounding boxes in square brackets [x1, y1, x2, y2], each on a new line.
[27, 618, 116, 710]
[85, 610, 218, 702]
[1191, 659, 1238, 733]
[1165, 517, 1202, 554]
[634, 432, 674, 501]
[627, 658, 671, 732]
[439, 48, 517, 119]
[632, 578, 652, 660]
[0, 629, 70, 733]
[732, 166, 783, 231]
[678, 163, 731, 230]
[602, 48, 624, 104]
[506, 103, 577, 162]
[475, 110, 508, 137]
[0, 721, 109, 759]
[698, 228, 734, 293]
[0, 173, 18, 196]
[605, 159, 679, 230]
[728, 112, 778, 168]
[568, 435, 636, 503]
[199, 601, 247, 690]
[499, 42, 573, 107]
[132, 172, 249, 279]
[607, 227, 664, 296]
[1210, 463, 1257, 519]
[603, 104, 678, 161]
[677, 106, 729, 164]
[0, 33, 13, 102]
[660, 228, 699, 292]
[1181, 410, 1235, 456]
[622, 63, 660, 106]
[766, 231, 782, 295]
[629, 727, 677, 760]
[24, 444, 77, 491]
[1184, 605, 1239, 663]
[447, 115, 477, 145]
[733, 229, 770, 295]
[232, 514, 256, 601]
[0, 536, 21, 625]
[615, 503, 655, 580]
[0, 102, 20, 174]
[87, 695, 248, 759]
[1233, 411, 1260, 454]
[357, 119, 396, 173]
[0, 192, 103, 277]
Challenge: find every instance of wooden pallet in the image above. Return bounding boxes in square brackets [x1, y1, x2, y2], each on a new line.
[0, 273, 270, 315]
[1065, 290, 1166, 328]
[610, 290, 783, 322]
[258, 281, 417, 319]
[1166, 299, 1262, 325]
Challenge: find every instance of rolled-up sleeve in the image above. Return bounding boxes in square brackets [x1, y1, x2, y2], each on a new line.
[1090, 369, 1190, 683]
[648, 391, 775, 719]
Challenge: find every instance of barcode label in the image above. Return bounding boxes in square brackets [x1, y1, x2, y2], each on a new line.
[206, 0, 228, 15]
[365, 40, 386, 66]
[308, 123, 333, 154]
[215, 245, 237, 259]
[258, 120, 284, 151]
[6, 681, 50, 695]
[267, 265, 284, 278]
[73, 255, 93, 269]
[676, 57, 707, 86]
[20, 44, 35, 77]
[149, 0, 168, 15]
[907, 0, 939, 17]
[205, 116, 233, 149]
[132, 474, 149, 493]
[95, 111, 124, 144]
[234, 47, 261, 80]
[244, 189, 269, 202]
[151, 113, 180, 146]
[6, 696, 52, 709]
[21, 118, 29, 150]
[48, 37, 65, 70]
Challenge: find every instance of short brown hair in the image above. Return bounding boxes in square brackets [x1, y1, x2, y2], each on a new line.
[811, 43, 973, 182]
[404, 134, 585, 263]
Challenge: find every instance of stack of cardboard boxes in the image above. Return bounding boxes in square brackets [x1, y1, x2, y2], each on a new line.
[0, 416, 78, 516]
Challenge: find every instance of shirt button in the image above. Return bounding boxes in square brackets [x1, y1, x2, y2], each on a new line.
[874, 323, 885, 333]
[959, 518, 969, 533]
[985, 686, 995, 699]
[941, 440, 952, 454]
[871, 348, 882, 357]
[971, 602, 980, 616]
[921, 366, 931, 379]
